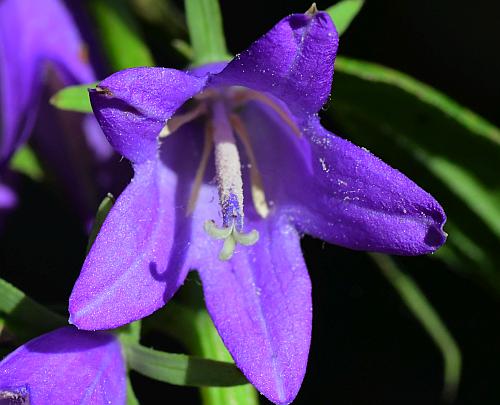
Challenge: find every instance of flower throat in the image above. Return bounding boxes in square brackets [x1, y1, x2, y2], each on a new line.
[161, 87, 299, 260]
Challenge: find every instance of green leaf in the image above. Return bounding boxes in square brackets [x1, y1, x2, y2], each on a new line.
[87, 193, 115, 253]
[89, 0, 154, 70]
[329, 56, 500, 289]
[184, 0, 232, 66]
[326, 0, 365, 35]
[130, 0, 187, 39]
[0, 278, 66, 341]
[50, 82, 96, 113]
[9, 146, 44, 181]
[370, 254, 461, 402]
[123, 342, 247, 387]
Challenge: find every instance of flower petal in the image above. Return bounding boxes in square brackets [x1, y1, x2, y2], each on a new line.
[296, 117, 447, 255]
[70, 161, 185, 329]
[196, 214, 312, 405]
[89, 67, 207, 163]
[0, 0, 95, 164]
[0, 327, 125, 404]
[210, 10, 338, 119]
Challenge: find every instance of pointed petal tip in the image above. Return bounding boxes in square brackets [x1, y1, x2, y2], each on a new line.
[424, 209, 448, 253]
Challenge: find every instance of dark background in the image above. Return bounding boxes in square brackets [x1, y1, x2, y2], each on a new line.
[1, 1, 499, 404]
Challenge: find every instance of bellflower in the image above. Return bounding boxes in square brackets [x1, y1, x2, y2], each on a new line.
[0, 327, 125, 404]
[0, 0, 119, 223]
[69, 7, 446, 404]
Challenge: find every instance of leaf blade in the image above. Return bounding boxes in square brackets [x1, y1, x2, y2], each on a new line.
[50, 82, 96, 113]
[124, 342, 247, 387]
[184, 0, 231, 66]
[326, 0, 365, 36]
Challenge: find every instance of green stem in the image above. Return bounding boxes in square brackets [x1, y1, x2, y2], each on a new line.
[145, 278, 259, 405]
[370, 253, 462, 402]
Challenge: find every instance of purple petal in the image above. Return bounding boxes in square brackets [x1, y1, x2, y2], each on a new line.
[0, 0, 95, 164]
[69, 120, 208, 330]
[0, 181, 17, 211]
[210, 10, 338, 119]
[236, 100, 313, 209]
[89, 67, 207, 163]
[196, 214, 312, 405]
[0, 327, 125, 404]
[296, 117, 447, 255]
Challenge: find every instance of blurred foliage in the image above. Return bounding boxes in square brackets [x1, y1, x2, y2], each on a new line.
[329, 56, 500, 291]
[327, 0, 365, 35]
[50, 82, 96, 113]
[89, 0, 154, 70]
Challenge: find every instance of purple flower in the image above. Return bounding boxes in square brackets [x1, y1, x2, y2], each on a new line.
[0, 327, 125, 404]
[0, 0, 121, 223]
[69, 8, 446, 404]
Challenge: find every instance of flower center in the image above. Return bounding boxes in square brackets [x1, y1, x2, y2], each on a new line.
[161, 86, 298, 260]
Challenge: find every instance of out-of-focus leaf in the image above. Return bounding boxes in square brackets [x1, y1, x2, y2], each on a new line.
[370, 254, 461, 402]
[9, 146, 44, 181]
[123, 342, 247, 387]
[146, 294, 258, 405]
[329, 56, 500, 290]
[171, 39, 194, 61]
[89, 0, 154, 70]
[327, 0, 364, 35]
[184, 0, 231, 66]
[49, 82, 96, 113]
[0, 278, 65, 341]
[130, 0, 186, 38]
[86, 193, 115, 253]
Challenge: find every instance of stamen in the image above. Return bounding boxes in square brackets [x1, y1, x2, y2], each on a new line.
[159, 102, 206, 138]
[230, 114, 270, 219]
[186, 121, 213, 215]
[232, 88, 301, 137]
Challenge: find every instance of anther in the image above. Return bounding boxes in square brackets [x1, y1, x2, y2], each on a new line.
[186, 121, 213, 215]
[160, 102, 206, 138]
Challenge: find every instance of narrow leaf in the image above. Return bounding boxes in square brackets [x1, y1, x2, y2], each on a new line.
[334, 57, 500, 145]
[123, 342, 247, 387]
[50, 82, 96, 113]
[330, 56, 500, 288]
[126, 375, 140, 405]
[0, 278, 66, 341]
[89, 0, 154, 70]
[87, 193, 115, 253]
[184, 0, 232, 65]
[326, 0, 365, 35]
[370, 254, 461, 402]
[9, 146, 44, 181]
